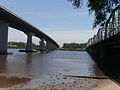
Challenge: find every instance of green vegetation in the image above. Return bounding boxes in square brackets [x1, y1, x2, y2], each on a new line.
[58, 42, 86, 51]
[68, 0, 120, 28]
[8, 41, 39, 49]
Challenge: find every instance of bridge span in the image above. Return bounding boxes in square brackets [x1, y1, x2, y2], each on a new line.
[86, 5, 120, 80]
[0, 5, 59, 54]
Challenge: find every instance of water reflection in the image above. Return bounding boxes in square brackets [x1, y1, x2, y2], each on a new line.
[25, 53, 32, 74]
[0, 50, 105, 77]
[0, 55, 7, 73]
[0, 76, 30, 88]
[0, 50, 105, 88]
[0, 54, 31, 88]
[26, 53, 32, 65]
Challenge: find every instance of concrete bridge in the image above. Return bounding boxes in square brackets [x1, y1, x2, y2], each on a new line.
[86, 5, 120, 80]
[0, 5, 59, 54]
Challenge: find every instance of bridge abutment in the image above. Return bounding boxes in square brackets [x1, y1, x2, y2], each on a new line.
[46, 41, 57, 51]
[0, 21, 9, 54]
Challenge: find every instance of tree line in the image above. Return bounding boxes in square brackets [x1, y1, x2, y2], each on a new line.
[61, 42, 87, 51]
[8, 41, 39, 49]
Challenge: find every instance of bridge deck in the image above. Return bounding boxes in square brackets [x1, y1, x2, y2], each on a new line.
[0, 5, 59, 48]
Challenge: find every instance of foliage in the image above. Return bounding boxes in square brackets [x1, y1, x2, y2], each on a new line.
[67, 0, 83, 8]
[62, 42, 86, 50]
[67, 0, 120, 28]
[8, 42, 25, 48]
[8, 41, 39, 49]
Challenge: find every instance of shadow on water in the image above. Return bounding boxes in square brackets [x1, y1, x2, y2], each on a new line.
[87, 46, 120, 84]
[101, 48, 120, 84]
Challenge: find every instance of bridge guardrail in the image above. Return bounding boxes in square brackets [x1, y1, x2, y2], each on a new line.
[87, 5, 120, 48]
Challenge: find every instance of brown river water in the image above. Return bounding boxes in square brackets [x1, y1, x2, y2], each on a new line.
[0, 49, 105, 89]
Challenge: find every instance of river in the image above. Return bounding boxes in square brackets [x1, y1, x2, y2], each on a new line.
[0, 49, 105, 88]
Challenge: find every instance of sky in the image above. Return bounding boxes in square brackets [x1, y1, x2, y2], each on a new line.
[0, 0, 98, 46]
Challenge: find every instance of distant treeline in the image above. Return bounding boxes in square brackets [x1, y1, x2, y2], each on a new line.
[63, 43, 87, 49]
[8, 41, 39, 49]
[59, 43, 87, 51]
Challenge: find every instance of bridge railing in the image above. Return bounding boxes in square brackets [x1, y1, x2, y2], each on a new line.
[107, 25, 120, 38]
[87, 28, 105, 47]
[87, 5, 120, 48]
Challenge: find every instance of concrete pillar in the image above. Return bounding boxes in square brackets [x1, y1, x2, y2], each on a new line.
[25, 33, 33, 51]
[46, 41, 57, 51]
[0, 21, 8, 54]
[39, 38, 46, 51]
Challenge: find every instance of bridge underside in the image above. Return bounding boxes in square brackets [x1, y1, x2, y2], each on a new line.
[86, 32, 120, 81]
[0, 6, 59, 46]
[0, 6, 59, 54]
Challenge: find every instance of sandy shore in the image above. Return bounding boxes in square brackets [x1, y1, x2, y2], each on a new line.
[90, 79, 120, 90]
[35, 78, 120, 90]
[0, 73, 119, 90]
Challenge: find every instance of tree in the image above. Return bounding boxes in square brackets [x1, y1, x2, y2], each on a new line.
[68, 0, 120, 28]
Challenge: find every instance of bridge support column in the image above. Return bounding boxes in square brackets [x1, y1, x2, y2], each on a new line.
[26, 33, 33, 51]
[39, 38, 46, 51]
[46, 41, 57, 51]
[0, 21, 8, 54]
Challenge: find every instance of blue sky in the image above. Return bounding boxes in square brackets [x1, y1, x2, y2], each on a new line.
[0, 0, 97, 46]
